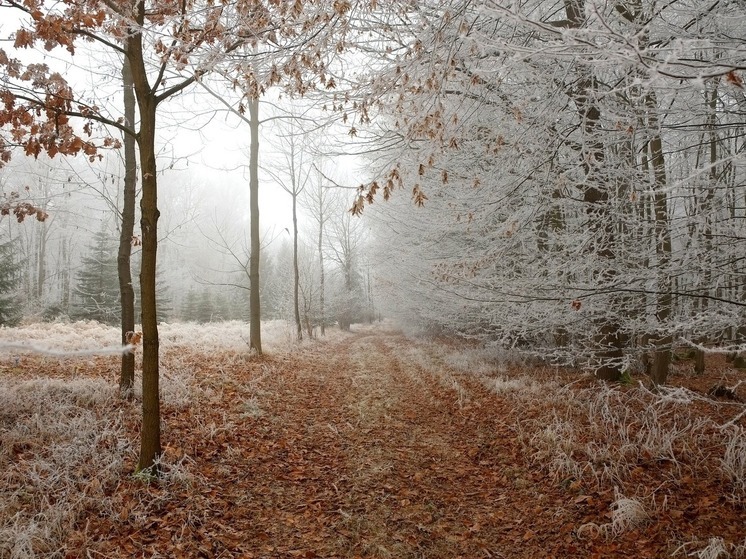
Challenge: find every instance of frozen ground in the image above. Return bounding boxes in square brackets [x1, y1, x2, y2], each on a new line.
[0, 320, 744, 558]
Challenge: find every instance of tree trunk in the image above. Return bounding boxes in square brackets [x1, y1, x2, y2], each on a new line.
[647, 90, 672, 386]
[694, 349, 705, 375]
[694, 78, 720, 375]
[366, 262, 373, 323]
[292, 189, 302, 341]
[118, 55, 137, 399]
[36, 220, 46, 302]
[127, 20, 161, 473]
[318, 194, 325, 337]
[340, 257, 353, 331]
[136, 101, 161, 473]
[248, 96, 262, 354]
[60, 237, 70, 315]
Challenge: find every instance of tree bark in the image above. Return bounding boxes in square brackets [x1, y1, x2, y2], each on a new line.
[136, 99, 161, 473]
[60, 238, 70, 315]
[566, 0, 623, 380]
[647, 90, 672, 386]
[127, 13, 161, 473]
[318, 217, 325, 337]
[36, 217, 47, 302]
[580, 99, 624, 381]
[249, 96, 262, 354]
[316, 174, 326, 336]
[292, 186, 302, 341]
[694, 78, 720, 374]
[118, 55, 137, 399]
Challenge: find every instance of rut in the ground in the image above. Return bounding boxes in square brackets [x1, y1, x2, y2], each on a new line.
[221, 332, 575, 559]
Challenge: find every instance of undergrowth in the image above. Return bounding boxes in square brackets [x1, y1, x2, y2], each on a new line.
[0, 320, 296, 558]
[0, 378, 132, 559]
[408, 334, 745, 554]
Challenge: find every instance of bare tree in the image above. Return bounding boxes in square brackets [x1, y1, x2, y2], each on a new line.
[265, 117, 314, 340]
[303, 164, 338, 336]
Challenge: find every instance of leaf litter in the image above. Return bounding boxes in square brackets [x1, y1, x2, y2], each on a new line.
[0, 322, 744, 558]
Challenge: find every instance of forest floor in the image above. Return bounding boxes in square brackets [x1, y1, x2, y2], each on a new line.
[1, 321, 745, 558]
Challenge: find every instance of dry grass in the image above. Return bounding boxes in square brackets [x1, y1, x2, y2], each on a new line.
[0, 377, 132, 559]
[721, 426, 746, 504]
[674, 537, 746, 558]
[577, 489, 651, 540]
[0, 319, 303, 559]
[608, 489, 650, 536]
[403, 336, 745, 554]
[521, 383, 718, 488]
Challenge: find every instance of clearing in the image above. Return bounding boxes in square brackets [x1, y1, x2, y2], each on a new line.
[1, 321, 745, 558]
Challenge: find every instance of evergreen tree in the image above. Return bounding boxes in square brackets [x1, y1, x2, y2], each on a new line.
[181, 288, 199, 321]
[130, 251, 172, 323]
[0, 236, 20, 326]
[212, 290, 232, 321]
[73, 227, 120, 325]
[154, 276, 173, 322]
[195, 288, 213, 323]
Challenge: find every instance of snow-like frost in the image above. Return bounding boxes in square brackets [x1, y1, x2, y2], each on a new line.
[673, 537, 746, 559]
[0, 320, 120, 356]
[0, 319, 312, 359]
[722, 427, 746, 504]
[609, 489, 649, 535]
[0, 376, 132, 559]
[158, 319, 304, 352]
[693, 538, 731, 559]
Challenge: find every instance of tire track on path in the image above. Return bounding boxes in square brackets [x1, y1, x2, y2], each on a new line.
[322, 332, 567, 559]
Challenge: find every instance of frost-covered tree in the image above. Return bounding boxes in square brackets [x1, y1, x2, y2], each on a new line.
[0, 235, 20, 326]
[301, 166, 337, 335]
[327, 205, 366, 331]
[357, 0, 746, 383]
[265, 116, 313, 340]
[73, 226, 120, 325]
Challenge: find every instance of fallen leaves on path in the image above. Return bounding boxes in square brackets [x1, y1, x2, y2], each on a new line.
[2, 325, 744, 558]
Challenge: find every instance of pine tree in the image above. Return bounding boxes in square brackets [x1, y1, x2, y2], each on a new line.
[130, 251, 172, 324]
[0, 236, 20, 326]
[155, 277, 173, 323]
[195, 289, 213, 323]
[181, 288, 199, 321]
[73, 227, 120, 325]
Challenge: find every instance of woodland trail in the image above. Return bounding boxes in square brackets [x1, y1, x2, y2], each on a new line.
[75, 328, 697, 558]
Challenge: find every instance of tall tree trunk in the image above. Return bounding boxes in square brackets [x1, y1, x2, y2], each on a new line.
[136, 100, 160, 473]
[118, 55, 137, 399]
[340, 254, 353, 331]
[60, 237, 70, 315]
[36, 220, 46, 302]
[647, 90, 672, 386]
[292, 188, 302, 341]
[317, 184, 325, 336]
[249, 96, 262, 354]
[537, 188, 568, 347]
[695, 78, 720, 374]
[366, 262, 373, 322]
[127, 20, 161, 473]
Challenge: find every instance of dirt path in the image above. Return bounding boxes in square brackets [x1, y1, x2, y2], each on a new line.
[77, 329, 676, 558]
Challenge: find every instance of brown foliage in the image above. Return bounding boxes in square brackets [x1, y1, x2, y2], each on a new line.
[0, 193, 48, 222]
